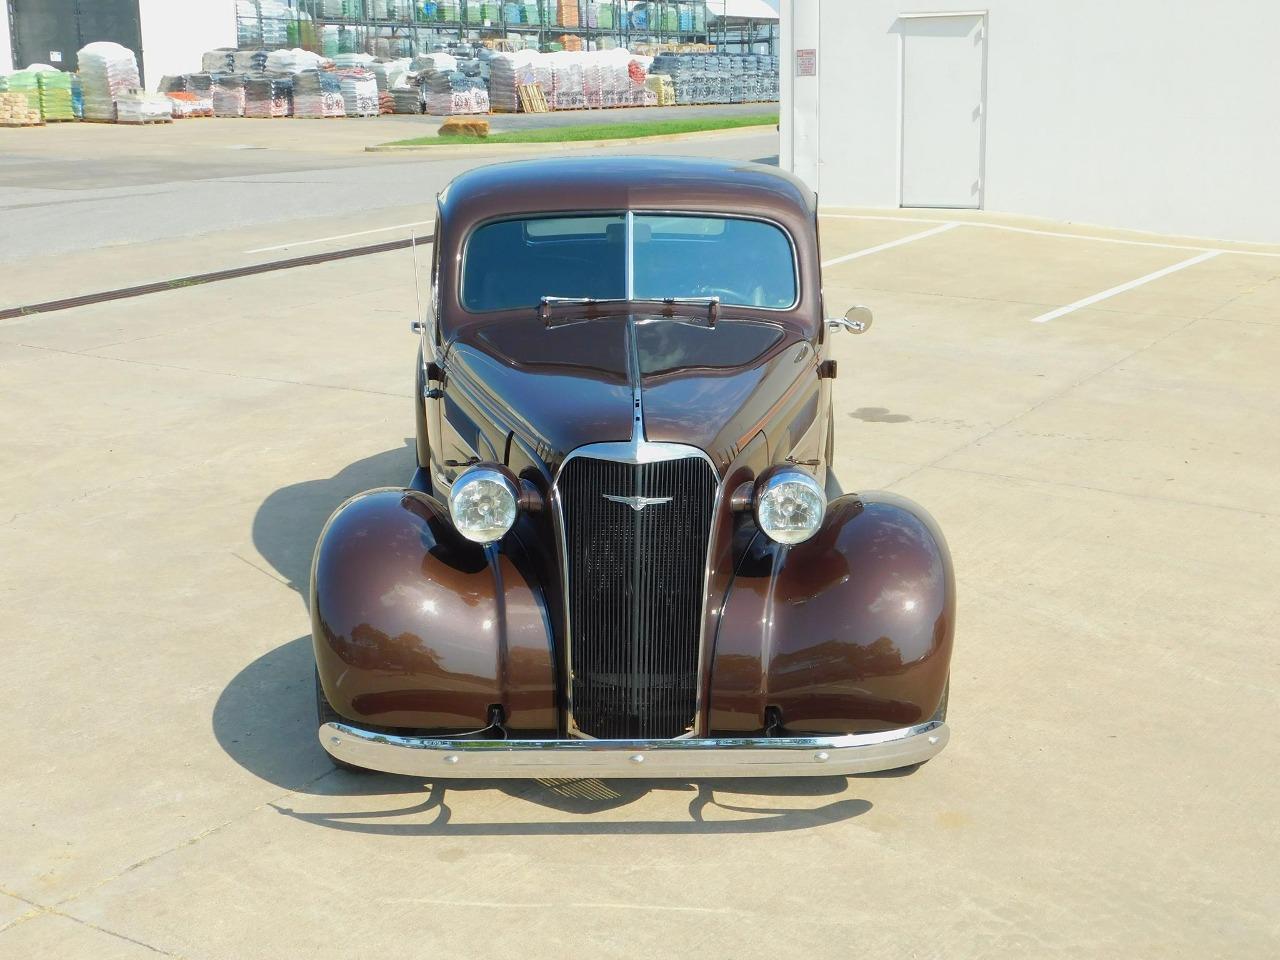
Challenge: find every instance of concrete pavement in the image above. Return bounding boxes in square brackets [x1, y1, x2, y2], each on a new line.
[0, 157, 1277, 955]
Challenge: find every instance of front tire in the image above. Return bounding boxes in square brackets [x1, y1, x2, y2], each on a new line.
[314, 669, 369, 773]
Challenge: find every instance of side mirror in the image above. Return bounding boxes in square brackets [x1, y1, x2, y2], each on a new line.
[826, 305, 874, 335]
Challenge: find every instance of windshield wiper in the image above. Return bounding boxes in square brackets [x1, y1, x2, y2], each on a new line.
[537, 295, 721, 326]
[640, 296, 720, 326]
[537, 296, 627, 323]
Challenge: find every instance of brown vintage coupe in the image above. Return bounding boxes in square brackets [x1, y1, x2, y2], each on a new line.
[311, 156, 954, 778]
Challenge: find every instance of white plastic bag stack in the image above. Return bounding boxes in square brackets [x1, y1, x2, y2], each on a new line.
[332, 53, 375, 71]
[371, 58, 412, 93]
[115, 92, 173, 123]
[78, 42, 141, 121]
[338, 70, 379, 117]
[265, 48, 328, 75]
[549, 54, 585, 111]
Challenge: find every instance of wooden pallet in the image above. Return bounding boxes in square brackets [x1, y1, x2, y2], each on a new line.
[517, 83, 549, 114]
[0, 121, 45, 127]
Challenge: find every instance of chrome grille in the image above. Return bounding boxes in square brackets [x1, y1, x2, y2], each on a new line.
[559, 454, 718, 739]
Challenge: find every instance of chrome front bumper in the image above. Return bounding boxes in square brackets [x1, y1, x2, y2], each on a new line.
[319, 720, 949, 779]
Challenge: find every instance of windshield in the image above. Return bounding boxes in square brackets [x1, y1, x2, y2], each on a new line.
[462, 213, 797, 312]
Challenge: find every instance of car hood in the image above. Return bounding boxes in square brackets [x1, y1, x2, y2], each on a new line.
[444, 314, 815, 470]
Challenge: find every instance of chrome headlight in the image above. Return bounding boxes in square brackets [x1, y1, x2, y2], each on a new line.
[448, 466, 518, 544]
[754, 469, 826, 545]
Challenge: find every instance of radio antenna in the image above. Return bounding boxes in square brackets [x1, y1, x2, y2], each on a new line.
[410, 228, 425, 333]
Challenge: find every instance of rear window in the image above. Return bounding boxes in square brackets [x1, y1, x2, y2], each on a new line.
[461, 213, 797, 312]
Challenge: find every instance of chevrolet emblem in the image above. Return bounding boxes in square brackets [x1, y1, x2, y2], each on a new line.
[603, 494, 674, 512]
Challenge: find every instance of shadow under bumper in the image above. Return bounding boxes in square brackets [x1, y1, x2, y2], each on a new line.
[319, 720, 949, 778]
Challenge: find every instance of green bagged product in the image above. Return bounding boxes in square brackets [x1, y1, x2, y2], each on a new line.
[37, 70, 75, 121]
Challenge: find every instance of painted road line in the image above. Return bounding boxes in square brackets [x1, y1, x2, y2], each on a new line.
[1028, 250, 1223, 324]
[819, 213, 1280, 259]
[1, 237, 428, 323]
[246, 220, 436, 255]
[821, 222, 960, 268]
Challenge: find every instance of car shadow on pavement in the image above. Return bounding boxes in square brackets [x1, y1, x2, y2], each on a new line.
[217, 443, 878, 834]
[251, 439, 419, 601]
[268, 777, 871, 837]
[214, 632, 875, 835]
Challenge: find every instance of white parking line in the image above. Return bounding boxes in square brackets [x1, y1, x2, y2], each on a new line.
[821, 222, 960, 268]
[819, 212, 1280, 259]
[1029, 250, 1223, 323]
[245, 220, 435, 255]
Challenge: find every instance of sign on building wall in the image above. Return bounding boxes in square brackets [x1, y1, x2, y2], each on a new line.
[795, 48, 817, 76]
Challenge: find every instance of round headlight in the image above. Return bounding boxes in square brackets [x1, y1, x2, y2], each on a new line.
[754, 470, 826, 545]
[448, 467, 518, 544]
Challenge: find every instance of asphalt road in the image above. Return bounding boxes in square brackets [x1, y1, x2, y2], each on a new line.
[0, 114, 777, 263]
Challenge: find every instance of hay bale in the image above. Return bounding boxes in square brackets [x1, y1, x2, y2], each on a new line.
[439, 116, 490, 137]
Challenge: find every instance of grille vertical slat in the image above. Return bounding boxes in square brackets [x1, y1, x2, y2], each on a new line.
[560, 454, 717, 740]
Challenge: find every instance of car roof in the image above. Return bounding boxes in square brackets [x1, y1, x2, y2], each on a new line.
[437, 155, 816, 224]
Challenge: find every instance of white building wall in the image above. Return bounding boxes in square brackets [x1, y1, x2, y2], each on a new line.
[138, 0, 236, 90]
[788, 0, 1280, 244]
[1, 11, 14, 73]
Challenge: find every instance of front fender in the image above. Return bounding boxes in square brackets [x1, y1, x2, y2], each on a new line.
[708, 491, 954, 735]
[310, 488, 557, 734]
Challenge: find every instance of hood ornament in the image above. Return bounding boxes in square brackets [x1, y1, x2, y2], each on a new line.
[603, 494, 673, 512]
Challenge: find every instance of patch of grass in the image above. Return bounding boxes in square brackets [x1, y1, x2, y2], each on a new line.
[382, 112, 779, 147]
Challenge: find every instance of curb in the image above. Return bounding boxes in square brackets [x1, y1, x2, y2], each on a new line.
[364, 123, 778, 154]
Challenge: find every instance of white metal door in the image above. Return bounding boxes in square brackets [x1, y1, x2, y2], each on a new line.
[900, 14, 986, 209]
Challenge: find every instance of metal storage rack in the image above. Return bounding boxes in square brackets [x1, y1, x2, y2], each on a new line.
[235, 2, 715, 58]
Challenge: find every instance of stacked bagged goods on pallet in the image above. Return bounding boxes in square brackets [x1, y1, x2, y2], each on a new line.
[392, 87, 423, 114]
[257, 0, 291, 47]
[203, 49, 237, 73]
[490, 50, 649, 112]
[557, 50, 651, 110]
[406, 51, 487, 116]
[422, 70, 489, 115]
[370, 58, 412, 93]
[212, 75, 248, 116]
[648, 52, 779, 105]
[245, 77, 293, 117]
[0, 71, 43, 120]
[0, 91, 43, 126]
[264, 48, 329, 75]
[332, 52, 375, 71]
[293, 70, 346, 117]
[115, 92, 174, 124]
[166, 92, 215, 118]
[11, 65, 76, 122]
[488, 51, 539, 112]
[557, 0, 579, 28]
[645, 72, 674, 106]
[78, 42, 141, 121]
[338, 70, 379, 116]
